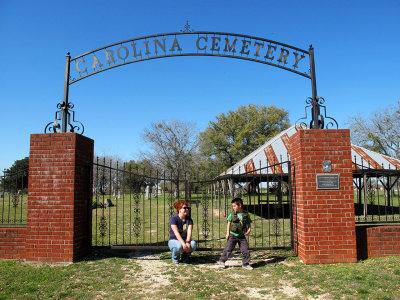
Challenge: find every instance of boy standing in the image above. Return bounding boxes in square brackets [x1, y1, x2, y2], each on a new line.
[219, 198, 253, 270]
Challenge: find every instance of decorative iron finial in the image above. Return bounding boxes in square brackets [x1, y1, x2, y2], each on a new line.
[44, 101, 84, 134]
[181, 20, 194, 32]
[296, 97, 338, 129]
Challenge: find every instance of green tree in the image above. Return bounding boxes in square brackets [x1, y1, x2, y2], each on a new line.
[347, 102, 400, 158]
[6, 157, 29, 173]
[123, 159, 157, 191]
[199, 104, 290, 169]
[1, 157, 29, 191]
[195, 157, 226, 179]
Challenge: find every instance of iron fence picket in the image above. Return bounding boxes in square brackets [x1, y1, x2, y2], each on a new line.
[0, 168, 28, 226]
[353, 162, 400, 224]
[259, 160, 264, 247]
[90, 158, 294, 249]
[95, 157, 98, 246]
[156, 170, 159, 247]
[7, 175, 11, 224]
[20, 171, 24, 223]
[163, 171, 166, 245]
[122, 164, 125, 245]
[1, 172, 4, 223]
[268, 170, 271, 248]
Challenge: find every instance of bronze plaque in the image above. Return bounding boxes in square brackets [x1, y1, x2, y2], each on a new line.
[316, 174, 340, 190]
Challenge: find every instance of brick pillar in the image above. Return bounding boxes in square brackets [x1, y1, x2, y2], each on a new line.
[289, 129, 357, 264]
[25, 133, 94, 262]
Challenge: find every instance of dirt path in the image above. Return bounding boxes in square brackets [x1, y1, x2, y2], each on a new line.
[114, 251, 325, 299]
[86, 247, 339, 299]
[121, 251, 172, 296]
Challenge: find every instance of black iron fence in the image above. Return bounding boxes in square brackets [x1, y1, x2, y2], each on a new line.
[0, 168, 29, 226]
[91, 158, 293, 250]
[353, 162, 400, 224]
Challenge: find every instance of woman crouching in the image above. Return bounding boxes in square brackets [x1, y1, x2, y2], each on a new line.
[168, 201, 196, 264]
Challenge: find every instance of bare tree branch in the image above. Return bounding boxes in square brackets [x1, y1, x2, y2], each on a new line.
[347, 102, 400, 158]
[141, 120, 199, 179]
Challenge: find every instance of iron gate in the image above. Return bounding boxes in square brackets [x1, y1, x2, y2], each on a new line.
[91, 158, 293, 249]
[353, 162, 400, 224]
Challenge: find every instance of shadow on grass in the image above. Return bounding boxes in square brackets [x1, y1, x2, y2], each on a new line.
[82, 247, 170, 261]
[185, 252, 288, 267]
[251, 256, 286, 268]
[187, 253, 220, 265]
[83, 247, 291, 269]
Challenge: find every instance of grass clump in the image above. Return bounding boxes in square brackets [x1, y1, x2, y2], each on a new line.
[1, 249, 400, 299]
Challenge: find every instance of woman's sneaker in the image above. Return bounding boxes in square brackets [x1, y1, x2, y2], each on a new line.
[242, 264, 253, 270]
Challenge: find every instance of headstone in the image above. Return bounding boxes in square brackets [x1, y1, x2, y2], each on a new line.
[105, 198, 114, 207]
[157, 185, 162, 196]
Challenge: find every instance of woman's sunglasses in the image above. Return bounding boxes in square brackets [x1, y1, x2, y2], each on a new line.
[182, 207, 190, 210]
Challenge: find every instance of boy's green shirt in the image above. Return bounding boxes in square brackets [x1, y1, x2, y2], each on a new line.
[227, 212, 252, 237]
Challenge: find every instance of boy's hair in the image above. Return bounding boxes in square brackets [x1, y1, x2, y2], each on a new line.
[231, 198, 243, 206]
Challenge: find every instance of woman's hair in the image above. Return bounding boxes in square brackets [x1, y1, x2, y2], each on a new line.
[173, 200, 189, 213]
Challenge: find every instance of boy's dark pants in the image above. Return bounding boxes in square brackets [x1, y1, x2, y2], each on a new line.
[220, 235, 250, 265]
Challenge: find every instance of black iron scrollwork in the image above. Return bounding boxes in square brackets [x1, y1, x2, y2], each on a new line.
[180, 20, 194, 32]
[133, 191, 141, 240]
[367, 180, 375, 206]
[11, 193, 20, 208]
[201, 192, 210, 239]
[44, 101, 84, 134]
[168, 184, 175, 220]
[296, 97, 338, 129]
[273, 216, 280, 238]
[99, 216, 107, 237]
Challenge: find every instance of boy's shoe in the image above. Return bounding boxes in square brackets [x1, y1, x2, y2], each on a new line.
[172, 260, 179, 264]
[218, 261, 226, 269]
[242, 264, 253, 270]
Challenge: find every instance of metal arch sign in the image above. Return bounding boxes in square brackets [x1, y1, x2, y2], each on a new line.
[69, 32, 312, 84]
[46, 28, 327, 134]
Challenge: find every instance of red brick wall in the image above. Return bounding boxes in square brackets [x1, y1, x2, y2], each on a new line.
[289, 129, 357, 264]
[25, 133, 94, 262]
[356, 225, 400, 259]
[0, 227, 26, 259]
[73, 135, 93, 260]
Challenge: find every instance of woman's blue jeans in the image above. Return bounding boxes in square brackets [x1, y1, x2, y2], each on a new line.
[168, 239, 197, 263]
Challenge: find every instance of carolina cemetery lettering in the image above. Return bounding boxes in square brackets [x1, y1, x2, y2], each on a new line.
[70, 32, 311, 84]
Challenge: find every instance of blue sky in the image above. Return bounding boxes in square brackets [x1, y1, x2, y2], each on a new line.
[0, 0, 399, 170]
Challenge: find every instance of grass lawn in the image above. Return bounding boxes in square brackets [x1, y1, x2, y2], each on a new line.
[91, 189, 399, 249]
[1, 249, 400, 299]
[92, 192, 293, 249]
